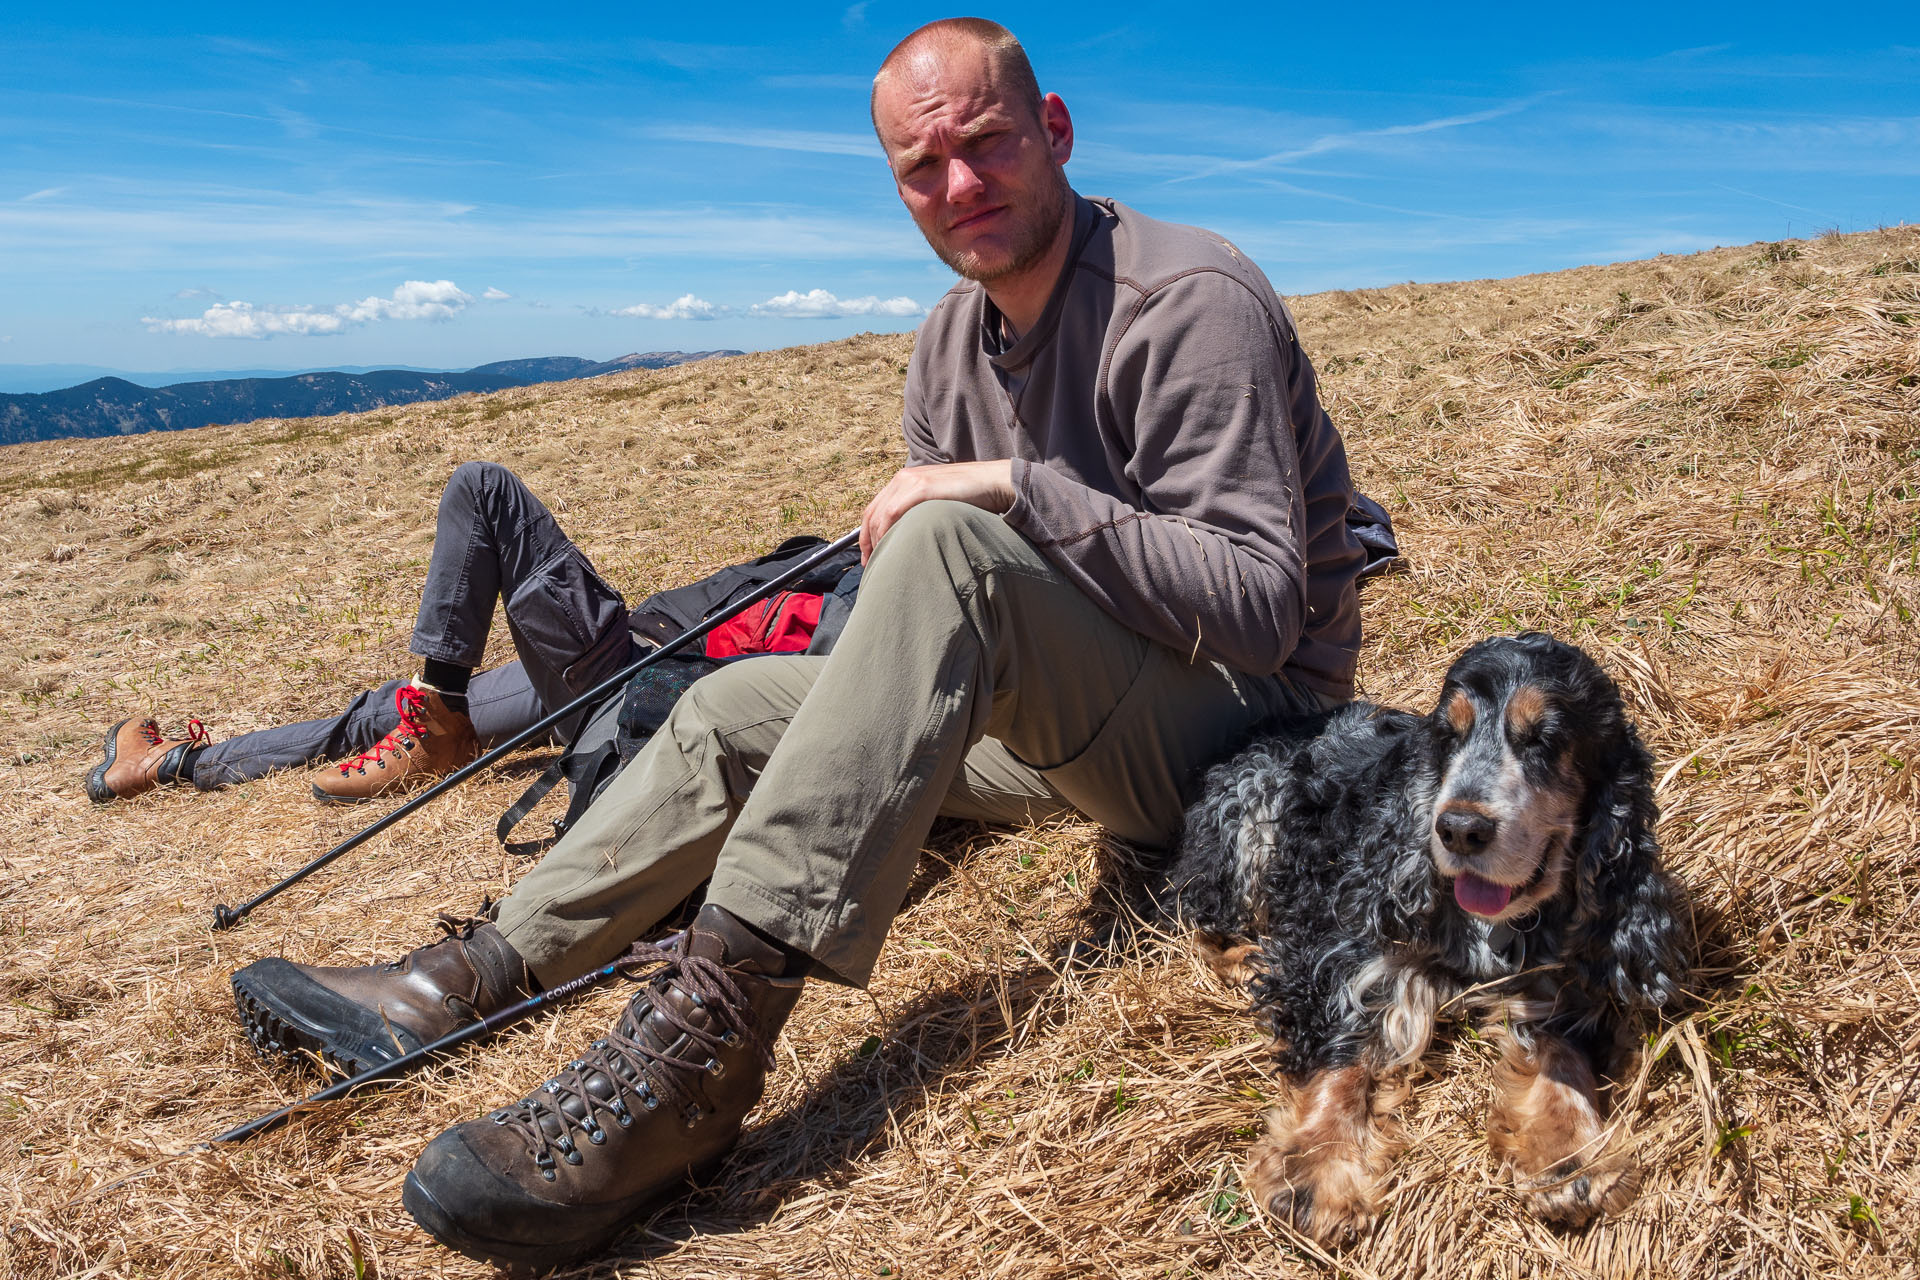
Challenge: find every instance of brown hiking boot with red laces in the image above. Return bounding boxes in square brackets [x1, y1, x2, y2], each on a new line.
[311, 682, 479, 804]
[87, 716, 210, 803]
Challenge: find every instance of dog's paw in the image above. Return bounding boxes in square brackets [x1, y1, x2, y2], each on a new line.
[1245, 1134, 1378, 1246]
[1521, 1152, 1640, 1228]
[1193, 933, 1260, 986]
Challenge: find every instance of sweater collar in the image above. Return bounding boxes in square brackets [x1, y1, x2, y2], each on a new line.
[980, 193, 1098, 371]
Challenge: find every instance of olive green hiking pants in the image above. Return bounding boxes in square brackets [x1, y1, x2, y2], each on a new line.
[495, 500, 1323, 988]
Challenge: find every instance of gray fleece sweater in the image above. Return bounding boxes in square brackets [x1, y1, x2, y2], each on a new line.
[901, 194, 1364, 699]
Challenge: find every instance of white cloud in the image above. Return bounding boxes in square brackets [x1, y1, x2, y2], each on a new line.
[482, 286, 511, 300]
[609, 293, 727, 321]
[174, 286, 222, 300]
[750, 289, 925, 319]
[20, 187, 67, 202]
[142, 279, 473, 339]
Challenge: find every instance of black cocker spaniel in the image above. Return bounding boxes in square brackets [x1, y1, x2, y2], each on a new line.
[1168, 633, 1690, 1243]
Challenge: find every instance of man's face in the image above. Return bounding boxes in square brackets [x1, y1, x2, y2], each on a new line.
[873, 43, 1072, 284]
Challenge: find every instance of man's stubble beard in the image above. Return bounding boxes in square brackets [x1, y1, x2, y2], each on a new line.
[928, 168, 1072, 285]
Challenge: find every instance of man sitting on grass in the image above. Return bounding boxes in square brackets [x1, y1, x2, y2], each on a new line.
[208, 18, 1368, 1268]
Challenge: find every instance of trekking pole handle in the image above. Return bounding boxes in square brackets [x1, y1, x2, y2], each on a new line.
[209, 529, 861, 931]
[203, 932, 683, 1147]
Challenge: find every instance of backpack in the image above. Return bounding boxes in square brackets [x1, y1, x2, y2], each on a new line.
[496, 535, 861, 855]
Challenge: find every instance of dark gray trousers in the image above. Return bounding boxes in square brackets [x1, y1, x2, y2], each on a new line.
[192, 462, 635, 788]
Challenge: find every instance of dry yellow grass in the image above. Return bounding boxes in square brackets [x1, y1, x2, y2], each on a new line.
[2, 225, 1918, 1278]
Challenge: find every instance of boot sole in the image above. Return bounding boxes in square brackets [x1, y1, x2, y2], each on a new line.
[401, 1157, 723, 1272]
[231, 958, 427, 1079]
[309, 781, 374, 805]
[86, 719, 131, 804]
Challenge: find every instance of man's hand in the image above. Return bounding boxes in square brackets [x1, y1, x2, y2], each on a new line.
[860, 460, 1017, 562]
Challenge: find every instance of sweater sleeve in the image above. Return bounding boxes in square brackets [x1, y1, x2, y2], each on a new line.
[1001, 270, 1310, 675]
[899, 338, 952, 467]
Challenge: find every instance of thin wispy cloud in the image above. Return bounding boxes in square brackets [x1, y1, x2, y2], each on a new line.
[481, 286, 511, 300]
[21, 187, 67, 202]
[643, 123, 881, 158]
[1174, 96, 1552, 183]
[143, 279, 473, 338]
[750, 289, 923, 319]
[608, 293, 727, 320]
[0, 191, 928, 272]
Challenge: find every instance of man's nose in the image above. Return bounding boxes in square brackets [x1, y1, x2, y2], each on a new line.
[946, 157, 985, 202]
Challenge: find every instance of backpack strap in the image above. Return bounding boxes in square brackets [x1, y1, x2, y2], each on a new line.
[496, 757, 569, 857]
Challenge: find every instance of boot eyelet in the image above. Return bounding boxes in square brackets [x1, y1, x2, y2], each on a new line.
[491, 1111, 510, 1124]
[543, 1081, 561, 1094]
[643, 1094, 659, 1110]
[705, 1058, 726, 1078]
[720, 1030, 742, 1047]
[587, 1126, 606, 1145]
[683, 1106, 701, 1128]
[617, 1111, 633, 1128]
[564, 1149, 583, 1165]
[542, 1168, 557, 1182]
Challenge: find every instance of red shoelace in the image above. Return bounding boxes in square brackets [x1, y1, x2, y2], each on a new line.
[141, 717, 211, 750]
[337, 684, 431, 774]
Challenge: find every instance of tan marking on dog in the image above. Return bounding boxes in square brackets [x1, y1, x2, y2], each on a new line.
[1445, 689, 1475, 734]
[1487, 1031, 1640, 1228]
[1504, 683, 1548, 735]
[1193, 931, 1260, 986]
[1245, 1065, 1407, 1246]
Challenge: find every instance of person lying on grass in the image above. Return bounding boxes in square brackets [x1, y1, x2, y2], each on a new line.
[119, 18, 1372, 1269]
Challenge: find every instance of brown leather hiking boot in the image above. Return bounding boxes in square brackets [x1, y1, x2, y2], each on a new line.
[232, 911, 535, 1078]
[401, 903, 805, 1269]
[86, 716, 209, 803]
[311, 682, 480, 804]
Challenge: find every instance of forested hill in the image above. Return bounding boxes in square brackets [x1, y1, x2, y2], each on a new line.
[0, 350, 741, 445]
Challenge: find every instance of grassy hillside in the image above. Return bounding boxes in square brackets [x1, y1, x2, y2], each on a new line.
[1, 225, 1916, 1279]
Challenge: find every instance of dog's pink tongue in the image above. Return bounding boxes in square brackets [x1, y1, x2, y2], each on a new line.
[1454, 871, 1513, 917]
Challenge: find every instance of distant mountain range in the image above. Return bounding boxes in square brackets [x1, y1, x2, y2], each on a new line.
[0, 352, 743, 447]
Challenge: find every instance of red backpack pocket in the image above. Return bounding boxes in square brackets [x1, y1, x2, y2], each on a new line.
[704, 590, 824, 659]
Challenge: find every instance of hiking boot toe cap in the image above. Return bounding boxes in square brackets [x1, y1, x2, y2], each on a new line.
[231, 957, 421, 1077]
[406, 1125, 646, 1267]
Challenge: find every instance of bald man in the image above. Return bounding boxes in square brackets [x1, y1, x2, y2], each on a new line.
[231, 18, 1365, 1266]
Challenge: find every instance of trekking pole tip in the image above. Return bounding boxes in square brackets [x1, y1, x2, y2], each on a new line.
[211, 903, 243, 931]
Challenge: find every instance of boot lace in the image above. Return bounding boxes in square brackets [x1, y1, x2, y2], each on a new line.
[491, 940, 775, 1179]
[381, 900, 496, 971]
[337, 684, 430, 774]
[140, 717, 211, 749]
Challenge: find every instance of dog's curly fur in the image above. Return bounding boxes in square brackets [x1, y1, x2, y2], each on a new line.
[1167, 633, 1690, 1243]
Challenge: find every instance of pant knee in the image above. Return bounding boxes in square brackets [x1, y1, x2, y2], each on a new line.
[443, 459, 512, 513]
[873, 500, 1034, 589]
[664, 661, 761, 748]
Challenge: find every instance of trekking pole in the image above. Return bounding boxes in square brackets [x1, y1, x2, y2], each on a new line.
[210, 529, 861, 931]
[204, 932, 683, 1147]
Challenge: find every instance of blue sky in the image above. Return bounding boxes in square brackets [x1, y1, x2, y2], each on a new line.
[3, 2, 1916, 378]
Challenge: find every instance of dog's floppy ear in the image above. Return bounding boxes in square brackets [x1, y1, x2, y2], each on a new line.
[1566, 721, 1691, 1014]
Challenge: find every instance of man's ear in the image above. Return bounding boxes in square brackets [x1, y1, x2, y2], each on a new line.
[1042, 92, 1073, 166]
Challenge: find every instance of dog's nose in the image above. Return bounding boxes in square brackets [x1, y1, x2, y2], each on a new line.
[1436, 807, 1498, 856]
